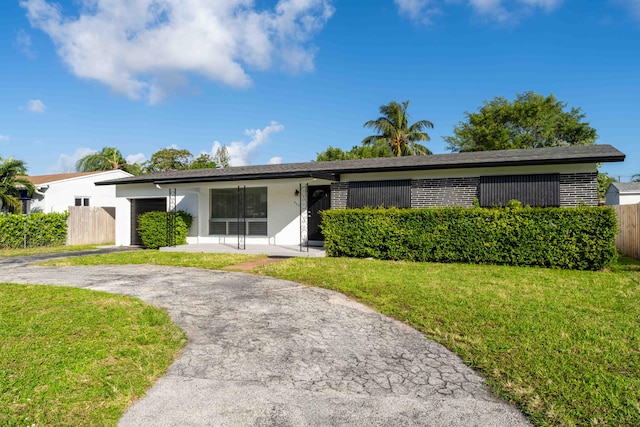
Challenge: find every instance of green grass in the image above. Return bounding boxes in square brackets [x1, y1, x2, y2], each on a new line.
[38, 250, 266, 270]
[255, 256, 640, 426]
[0, 283, 186, 426]
[29, 251, 640, 425]
[0, 245, 102, 257]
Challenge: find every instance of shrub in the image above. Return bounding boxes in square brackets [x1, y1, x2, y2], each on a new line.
[321, 206, 618, 270]
[137, 210, 194, 249]
[0, 212, 68, 249]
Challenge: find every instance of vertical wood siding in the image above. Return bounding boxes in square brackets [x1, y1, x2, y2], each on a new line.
[612, 204, 640, 260]
[347, 180, 411, 208]
[480, 174, 560, 207]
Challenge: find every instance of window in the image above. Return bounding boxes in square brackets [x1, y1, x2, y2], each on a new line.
[479, 174, 559, 207]
[209, 187, 267, 235]
[74, 197, 90, 207]
[347, 180, 411, 208]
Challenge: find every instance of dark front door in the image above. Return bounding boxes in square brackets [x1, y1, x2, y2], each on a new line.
[130, 198, 167, 246]
[307, 185, 331, 242]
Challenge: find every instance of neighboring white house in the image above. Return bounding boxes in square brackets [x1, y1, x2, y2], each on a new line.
[96, 145, 626, 248]
[606, 182, 640, 205]
[21, 170, 132, 214]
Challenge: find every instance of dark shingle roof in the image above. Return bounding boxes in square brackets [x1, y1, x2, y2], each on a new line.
[610, 182, 640, 193]
[96, 144, 625, 186]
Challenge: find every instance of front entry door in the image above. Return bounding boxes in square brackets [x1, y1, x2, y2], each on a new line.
[307, 185, 331, 242]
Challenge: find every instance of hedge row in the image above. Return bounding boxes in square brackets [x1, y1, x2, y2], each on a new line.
[321, 206, 618, 270]
[0, 212, 69, 249]
[137, 210, 194, 249]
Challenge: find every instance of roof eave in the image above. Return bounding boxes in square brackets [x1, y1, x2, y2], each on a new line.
[94, 149, 626, 187]
[152, 171, 340, 185]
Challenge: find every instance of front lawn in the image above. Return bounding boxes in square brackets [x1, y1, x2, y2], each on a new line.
[0, 244, 101, 257]
[39, 250, 266, 270]
[38, 251, 640, 426]
[0, 284, 186, 426]
[256, 256, 640, 426]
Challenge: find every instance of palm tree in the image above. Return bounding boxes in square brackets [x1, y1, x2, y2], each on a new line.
[0, 157, 35, 213]
[362, 100, 434, 156]
[76, 147, 128, 172]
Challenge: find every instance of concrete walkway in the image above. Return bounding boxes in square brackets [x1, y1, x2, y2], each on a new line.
[0, 256, 531, 426]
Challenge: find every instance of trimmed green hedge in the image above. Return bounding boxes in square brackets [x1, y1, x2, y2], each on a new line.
[137, 210, 194, 249]
[321, 206, 618, 270]
[0, 213, 69, 249]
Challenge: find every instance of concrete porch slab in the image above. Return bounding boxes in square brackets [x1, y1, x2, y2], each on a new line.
[159, 243, 326, 258]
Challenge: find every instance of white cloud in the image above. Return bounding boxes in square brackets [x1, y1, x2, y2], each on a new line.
[268, 157, 283, 165]
[396, 0, 563, 24]
[467, 0, 563, 23]
[53, 147, 96, 173]
[15, 29, 35, 58]
[21, 0, 334, 104]
[0, 135, 9, 142]
[211, 121, 284, 166]
[27, 99, 46, 113]
[126, 153, 146, 164]
[394, 0, 441, 24]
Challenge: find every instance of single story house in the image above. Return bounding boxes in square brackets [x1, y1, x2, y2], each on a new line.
[96, 144, 625, 248]
[20, 170, 132, 214]
[606, 182, 640, 205]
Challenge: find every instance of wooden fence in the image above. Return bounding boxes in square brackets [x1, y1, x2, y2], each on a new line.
[612, 204, 640, 260]
[67, 206, 116, 245]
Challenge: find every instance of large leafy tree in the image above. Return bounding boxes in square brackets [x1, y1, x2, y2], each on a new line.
[144, 148, 194, 173]
[445, 92, 598, 152]
[316, 141, 393, 162]
[0, 157, 35, 213]
[76, 146, 140, 175]
[363, 100, 434, 156]
[190, 153, 217, 170]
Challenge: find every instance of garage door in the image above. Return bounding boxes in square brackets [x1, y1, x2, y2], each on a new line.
[130, 198, 167, 246]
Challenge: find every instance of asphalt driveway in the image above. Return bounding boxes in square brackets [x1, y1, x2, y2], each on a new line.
[0, 257, 531, 426]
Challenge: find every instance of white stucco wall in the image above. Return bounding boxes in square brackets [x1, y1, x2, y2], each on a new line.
[30, 170, 132, 213]
[113, 178, 330, 246]
[113, 184, 198, 246]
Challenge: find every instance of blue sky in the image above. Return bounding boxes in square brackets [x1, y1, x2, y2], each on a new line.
[1, 0, 638, 179]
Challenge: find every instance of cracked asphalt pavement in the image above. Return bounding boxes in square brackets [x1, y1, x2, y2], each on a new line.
[0, 255, 531, 426]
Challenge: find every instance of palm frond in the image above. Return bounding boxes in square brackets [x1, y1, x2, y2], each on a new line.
[362, 100, 433, 156]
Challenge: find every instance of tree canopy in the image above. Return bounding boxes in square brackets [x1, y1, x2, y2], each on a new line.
[144, 148, 193, 173]
[363, 100, 433, 156]
[316, 141, 393, 162]
[444, 92, 598, 152]
[0, 157, 35, 213]
[144, 148, 218, 172]
[190, 153, 218, 170]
